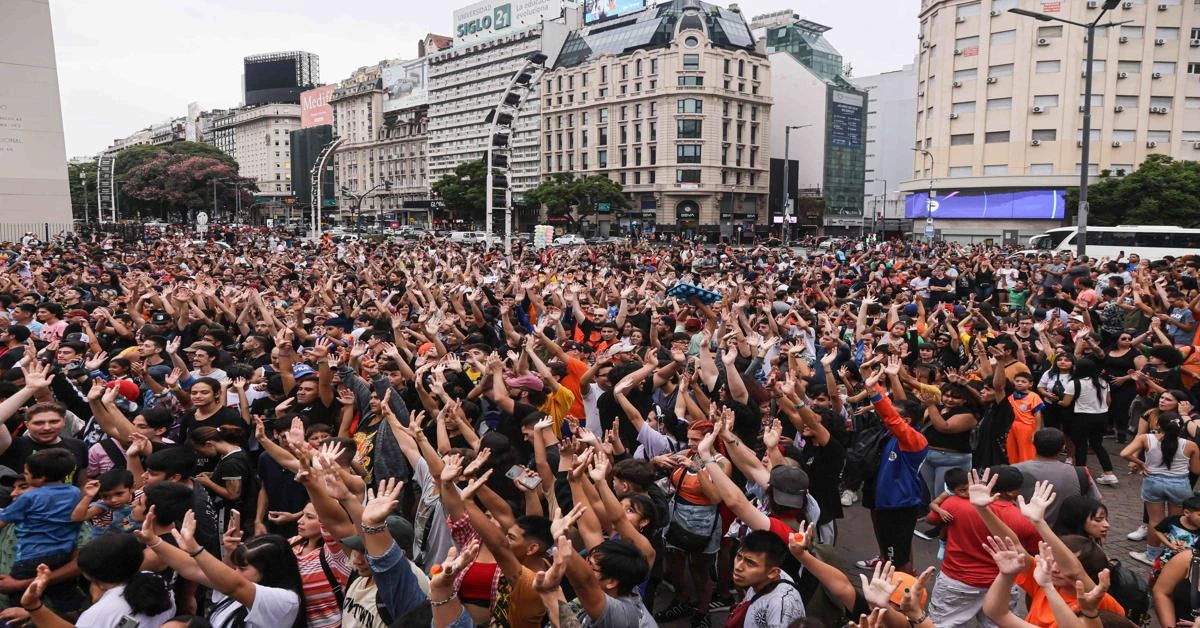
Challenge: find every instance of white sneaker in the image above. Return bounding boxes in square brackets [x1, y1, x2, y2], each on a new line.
[840, 490, 857, 507]
[1126, 524, 1148, 542]
[1128, 550, 1155, 566]
[1095, 473, 1119, 486]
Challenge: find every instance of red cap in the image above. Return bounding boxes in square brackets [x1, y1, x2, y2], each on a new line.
[107, 379, 140, 403]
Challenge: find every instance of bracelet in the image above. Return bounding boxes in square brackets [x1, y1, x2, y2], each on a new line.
[1079, 610, 1099, 619]
[22, 603, 42, 612]
[430, 593, 458, 607]
[361, 522, 389, 535]
[907, 611, 928, 626]
[147, 538, 163, 549]
[188, 547, 205, 558]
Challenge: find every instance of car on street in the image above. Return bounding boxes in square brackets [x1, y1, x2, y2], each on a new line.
[553, 234, 587, 246]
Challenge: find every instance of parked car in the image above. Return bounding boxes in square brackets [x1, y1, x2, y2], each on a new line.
[553, 234, 587, 246]
[448, 231, 492, 243]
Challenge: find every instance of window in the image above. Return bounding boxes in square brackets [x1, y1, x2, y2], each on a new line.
[677, 145, 702, 163]
[991, 29, 1016, 45]
[738, 60, 745, 77]
[598, 127, 608, 145]
[1031, 129, 1057, 141]
[992, 0, 1017, 10]
[957, 2, 981, 17]
[1079, 93, 1104, 107]
[677, 119, 702, 138]
[1117, 60, 1141, 73]
[1111, 129, 1137, 142]
[1036, 60, 1061, 73]
[621, 64, 628, 80]
[1081, 59, 1106, 74]
[983, 165, 1009, 176]
[984, 131, 1010, 143]
[1033, 94, 1059, 107]
[678, 76, 703, 87]
[1115, 95, 1139, 108]
[1037, 25, 1063, 38]
[948, 166, 973, 176]
[1121, 25, 1143, 38]
[1157, 27, 1180, 40]
[619, 126, 627, 144]
[950, 133, 974, 145]
[1189, 63, 1200, 75]
[1147, 130, 1171, 142]
[1186, 97, 1200, 109]
[989, 63, 1014, 78]
[635, 104, 642, 118]
[635, 59, 642, 76]
[1075, 163, 1100, 176]
[987, 97, 1012, 110]
[650, 122, 657, 141]
[620, 106, 628, 120]
[1075, 128, 1101, 141]
[955, 35, 980, 49]
[676, 170, 701, 183]
[952, 101, 977, 114]
[634, 146, 642, 165]
[581, 129, 588, 147]
[683, 54, 700, 70]
[1030, 163, 1054, 175]
[651, 59, 658, 74]
[1152, 62, 1176, 75]
[598, 150, 607, 168]
[650, 102, 657, 117]
[678, 98, 702, 113]
[953, 68, 976, 82]
[599, 108, 608, 123]
[601, 66, 608, 82]
[649, 146, 656, 164]
[620, 149, 627, 166]
[1151, 96, 1173, 108]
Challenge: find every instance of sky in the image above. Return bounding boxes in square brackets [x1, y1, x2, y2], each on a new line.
[50, 0, 919, 157]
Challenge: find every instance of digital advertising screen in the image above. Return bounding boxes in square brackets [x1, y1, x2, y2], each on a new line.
[905, 189, 1067, 220]
[584, 0, 647, 24]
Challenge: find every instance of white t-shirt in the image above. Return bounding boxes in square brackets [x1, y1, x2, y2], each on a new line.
[76, 584, 175, 628]
[909, 276, 931, 299]
[583, 382, 604, 437]
[209, 584, 301, 628]
[997, 267, 1019, 290]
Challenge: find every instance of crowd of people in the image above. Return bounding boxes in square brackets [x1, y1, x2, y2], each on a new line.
[0, 226, 1195, 628]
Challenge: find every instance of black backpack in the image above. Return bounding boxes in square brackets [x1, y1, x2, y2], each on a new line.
[1106, 557, 1150, 625]
[841, 418, 889, 491]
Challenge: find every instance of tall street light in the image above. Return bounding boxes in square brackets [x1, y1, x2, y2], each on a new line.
[342, 180, 394, 236]
[912, 148, 934, 240]
[79, 170, 91, 225]
[1010, 2, 1130, 256]
[781, 124, 811, 246]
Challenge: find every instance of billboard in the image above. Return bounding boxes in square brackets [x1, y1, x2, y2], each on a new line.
[905, 189, 1067, 220]
[829, 89, 864, 149]
[584, 0, 647, 24]
[300, 85, 335, 128]
[382, 60, 427, 112]
[453, 0, 563, 45]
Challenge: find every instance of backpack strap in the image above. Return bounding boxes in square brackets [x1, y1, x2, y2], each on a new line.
[99, 438, 127, 469]
[317, 545, 346, 608]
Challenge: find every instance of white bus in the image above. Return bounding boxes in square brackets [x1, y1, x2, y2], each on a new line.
[1024, 225, 1200, 260]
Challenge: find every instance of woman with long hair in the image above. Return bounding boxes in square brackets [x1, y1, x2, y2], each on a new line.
[138, 508, 306, 628]
[188, 426, 254, 534]
[1070, 357, 1118, 486]
[13, 532, 175, 627]
[1121, 412, 1200, 568]
[1103, 329, 1143, 442]
[919, 382, 979, 501]
[1052, 495, 1110, 545]
[1037, 353, 1076, 458]
[178, 378, 246, 464]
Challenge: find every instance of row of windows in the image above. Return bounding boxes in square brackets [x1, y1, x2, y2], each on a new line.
[544, 57, 761, 94]
[943, 93, 1200, 114]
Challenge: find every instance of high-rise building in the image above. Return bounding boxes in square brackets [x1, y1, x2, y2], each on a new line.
[243, 51, 319, 106]
[754, 11, 868, 237]
[542, 0, 770, 240]
[902, 0, 1200, 242]
[853, 62, 918, 236]
[208, 104, 301, 206]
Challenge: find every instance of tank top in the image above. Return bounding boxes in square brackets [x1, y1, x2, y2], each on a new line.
[1146, 433, 1191, 476]
[1104, 350, 1138, 386]
[924, 408, 976, 453]
[672, 462, 719, 505]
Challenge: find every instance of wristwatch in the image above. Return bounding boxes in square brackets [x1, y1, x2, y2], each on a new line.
[907, 611, 929, 626]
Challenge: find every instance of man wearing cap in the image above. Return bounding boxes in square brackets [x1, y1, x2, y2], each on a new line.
[926, 465, 1040, 627]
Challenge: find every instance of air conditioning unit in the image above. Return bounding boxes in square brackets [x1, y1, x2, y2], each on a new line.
[990, 9, 1001, 16]
[918, 91, 925, 97]
[1032, 105, 1045, 113]
[987, 77, 998, 84]
[1081, 71, 1090, 78]
[922, 41, 931, 48]
[952, 81, 963, 88]
[954, 48, 963, 55]
[1155, 38, 1166, 45]
[1123, 1, 1133, 7]
[1087, 0, 1099, 7]
[1193, 141, 1200, 149]
[1112, 140, 1122, 147]
[1119, 36, 1129, 43]
[1191, 39, 1200, 47]
[1037, 38, 1050, 46]
[1118, 72, 1129, 79]
[1077, 140, 1085, 147]
[949, 113, 960, 119]
[1150, 106, 1162, 113]
[1114, 105, 1125, 112]
[917, 32, 925, 39]
[1031, 139, 1042, 146]
[1153, 72, 1164, 79]
[1147, 140, 1159, 148]
[1159, 3, 1169, 9]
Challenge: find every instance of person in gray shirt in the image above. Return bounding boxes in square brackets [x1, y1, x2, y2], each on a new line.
[534, 537, 657, 628]
[1013, 428, 1102, 526]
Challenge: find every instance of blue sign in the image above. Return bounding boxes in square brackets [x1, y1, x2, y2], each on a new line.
[829, 90, 864, 149]
[905, 189, 1066, 220]
[584, 0, 646, 24]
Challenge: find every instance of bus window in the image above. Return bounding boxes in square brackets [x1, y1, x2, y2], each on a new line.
[1135, 232, 1169, 248]
[1039, 230, 1073, 249]
[1167, 232, 1200, 249]
[1096, 231, 1135, 248]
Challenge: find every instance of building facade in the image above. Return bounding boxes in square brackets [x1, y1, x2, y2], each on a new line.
[755, 11, 867, 237]
[150, 117, 187, 146]
[903, 0, 1200, 242]
[542, 0, 770, 239]
[208, 103, 301, 202]
[853, 62, 918, 235]
[289, 125, 334, 226]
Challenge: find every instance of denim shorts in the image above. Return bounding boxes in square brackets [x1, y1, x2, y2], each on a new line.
[1140, 474, 1194, 505]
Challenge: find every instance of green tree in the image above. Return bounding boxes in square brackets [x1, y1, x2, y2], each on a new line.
[66, 161, 98, 221]
[431, 159, 487, 224]
[524, 173, 628, 231]
[1065, 155, 1200, 227]
[121, 153, 255, 221]
[113, 141, 237, 181]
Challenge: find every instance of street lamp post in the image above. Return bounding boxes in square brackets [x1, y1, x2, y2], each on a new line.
[875, 178, 888, 240]
[79, 170, 90, 225]
[1010, 1, 1128, 256]
[781, 124, 811, 246]
[912, 148, 935, 240]
[343, 181, 394, 236]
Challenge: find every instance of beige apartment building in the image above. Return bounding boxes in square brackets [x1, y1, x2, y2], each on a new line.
[540, 0, 770, 239]
[902, 0, 1200, 241]
[208, 104, 301, 201]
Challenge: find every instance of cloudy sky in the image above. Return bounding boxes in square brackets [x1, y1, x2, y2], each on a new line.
[50, 0, 918, 157]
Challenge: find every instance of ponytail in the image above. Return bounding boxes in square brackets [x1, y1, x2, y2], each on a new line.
[1160, 411, 1182, 466]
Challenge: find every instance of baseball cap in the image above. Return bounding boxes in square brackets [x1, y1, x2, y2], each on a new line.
[340, 516, 415, 556]
[769, 466, 810, 509]
[505, 372, 545, 392]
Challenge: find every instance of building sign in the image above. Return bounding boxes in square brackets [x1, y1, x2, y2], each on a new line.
[452, 0, 562, 45]
[905, 189, 1066, 220]
[829, 90, 864, 149]
[584, 0, 647, 24]
[300, 85, 335, 128]
[1040, 0, 1062, 12]
[596, 201, 611, 213]
[677, 202, 699, 220]
[382, 59, 427, 112]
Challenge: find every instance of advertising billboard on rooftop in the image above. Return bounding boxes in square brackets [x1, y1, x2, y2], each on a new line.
[453, 0, 563, 45]
[300, 85, 335, 128]
[584, 0, 647, 24]
[383, 60, 426, 112]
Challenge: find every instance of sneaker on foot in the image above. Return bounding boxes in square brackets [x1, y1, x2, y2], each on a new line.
[855, 556, 882, 570]
[691, 613, 713, 628]
[1128, 550, 1155, 566]
[1096, 473, 1119, 486]
[654, 602, 696, 623]
[840, 489, 857, 507]
[914, 524, 943, 541]
[1126, 524, 1148, 542]
[708, 598, 732, 613]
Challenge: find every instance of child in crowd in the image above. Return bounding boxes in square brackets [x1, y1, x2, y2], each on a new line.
[1006, 373, 1044, 464]
[918, 468, 969, 556]
[1151, 494, 1200, 580]
[71, 469, 138, 534]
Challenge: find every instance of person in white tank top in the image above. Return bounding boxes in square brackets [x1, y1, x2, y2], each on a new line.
[1120, 412, 1200, 566]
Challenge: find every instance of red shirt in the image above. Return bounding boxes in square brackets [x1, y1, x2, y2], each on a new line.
[932, 496, 1040, 588]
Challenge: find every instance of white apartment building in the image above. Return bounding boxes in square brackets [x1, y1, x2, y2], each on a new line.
[903, 0, 1200, 241]
[209, 103, 301, 199]
[853, 62, 918, 232]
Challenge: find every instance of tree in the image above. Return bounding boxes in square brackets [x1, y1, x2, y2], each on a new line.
[66, 161, 98, 221]
[1065, 155, 1200, 227]
[524, 173, 628, 231]
[121, 153, 256, 221]
[431, 159, 487, 224]
[113, 141, 237, 181]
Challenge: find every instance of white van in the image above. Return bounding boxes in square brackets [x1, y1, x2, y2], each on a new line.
[448, 231, 490, 243]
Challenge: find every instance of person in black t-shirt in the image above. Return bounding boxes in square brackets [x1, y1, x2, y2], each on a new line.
[0, 325, 31, 373]
[188, 425, 256, 536]
[0, 391, 88, 488]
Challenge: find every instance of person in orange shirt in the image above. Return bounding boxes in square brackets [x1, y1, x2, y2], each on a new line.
[1005, 373, 1044, 464]
[982, 536, 1118, 628]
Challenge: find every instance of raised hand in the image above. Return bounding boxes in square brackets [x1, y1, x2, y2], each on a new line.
[858, 560, 900, 609]
[362, 478, 403, 527]
[549, 503, 587, 540]
[430, 539, 481, 590]
[18, 563, 51, 611]
[170, 509, 201, 554]
[533, 536, 571, 593]
[1017, 480, 1056, 525]
[1075, 568, 1111, 615]
[983, 535, 1026, 576]
[459, 468, 493, 501]
[22, 361, 55, 391]
[440, 453, 465, 483]
[462, 448, 492, 478]
[967, 469, 998, 508]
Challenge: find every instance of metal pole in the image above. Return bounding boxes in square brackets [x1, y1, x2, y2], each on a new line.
[1078, 23, 1095, 257]
[879, 178, 887, 240]
[212, 178, 218, 232]
[80, 172, 89, 224]
[504, 185, 513, 256]
[486, 152, 494, 251]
